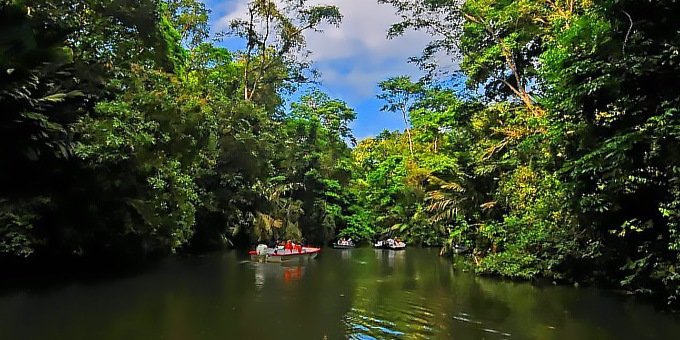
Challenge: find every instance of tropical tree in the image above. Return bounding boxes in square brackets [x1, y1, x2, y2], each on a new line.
[228, 0, 342, 101]
[377, 76, 423, 156]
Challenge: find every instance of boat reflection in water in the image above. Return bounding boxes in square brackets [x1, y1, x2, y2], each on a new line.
[340, 248, 353, 260]
[386, 248, 405, 268]
[253, 263, 306, 289]
[283, 266, 303, 282]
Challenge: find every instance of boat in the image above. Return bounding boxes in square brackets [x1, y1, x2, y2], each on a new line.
[452, 244, 469, 254]
[374, 239, 406, 250]
[332, 239, 356, 249]
[249, 244, 321, 263]
[388, 242, 406, 250]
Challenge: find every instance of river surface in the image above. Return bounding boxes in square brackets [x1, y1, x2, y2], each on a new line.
[1, 248, 679, 339]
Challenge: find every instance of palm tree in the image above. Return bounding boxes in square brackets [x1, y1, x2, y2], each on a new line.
[425, 175, 467, 255]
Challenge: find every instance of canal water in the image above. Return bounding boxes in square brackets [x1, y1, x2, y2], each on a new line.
[1, 248, 678, 339]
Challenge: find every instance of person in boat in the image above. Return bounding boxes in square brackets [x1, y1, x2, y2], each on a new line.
[271, 239, 280, 254]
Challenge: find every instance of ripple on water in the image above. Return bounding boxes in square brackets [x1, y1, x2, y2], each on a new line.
[345, 308, 405, 339]
[345, 296, 439, 339]
[451, 312, 512, 338]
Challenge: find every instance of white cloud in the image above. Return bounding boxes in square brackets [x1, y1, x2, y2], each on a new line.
[304, 0, 429, 62]
[212, 0, 434, 100]
[213, 0, 249, 30]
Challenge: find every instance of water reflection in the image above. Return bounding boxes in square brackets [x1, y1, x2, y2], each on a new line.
[386, 249, 405, 268]
[345, 307, 405, 339]
[0, 248, 679, 340]
[340, 248, 353, 260]
[451, 313, 511, 338]
[252, 263, 306, 290]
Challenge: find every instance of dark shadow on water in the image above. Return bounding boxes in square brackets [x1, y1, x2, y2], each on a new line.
[0, 252, 184, 297]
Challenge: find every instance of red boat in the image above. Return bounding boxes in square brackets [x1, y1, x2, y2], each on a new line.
[249, 244, 321, 263]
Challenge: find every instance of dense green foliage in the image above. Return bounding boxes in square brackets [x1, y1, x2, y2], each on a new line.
[2, 0, 679, 309]
[0, 0, 350, 260]
[356, 0, 680, 308]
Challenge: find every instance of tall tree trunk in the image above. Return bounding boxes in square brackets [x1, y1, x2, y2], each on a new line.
[402, 108, 414, 157]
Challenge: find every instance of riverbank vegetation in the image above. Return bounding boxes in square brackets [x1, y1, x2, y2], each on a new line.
[2, 0, 679, 308]
[0, 0, 351, 259]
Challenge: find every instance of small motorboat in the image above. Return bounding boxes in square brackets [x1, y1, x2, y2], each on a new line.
[452, 244, 469, 254]
[249, 244, 321, 263]
[388, 242, 406, 250]
[374, 239, 406, 250]
[333, 239, 356, 249]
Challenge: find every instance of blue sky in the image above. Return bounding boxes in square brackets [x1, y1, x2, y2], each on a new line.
[201, 0, 435, 140]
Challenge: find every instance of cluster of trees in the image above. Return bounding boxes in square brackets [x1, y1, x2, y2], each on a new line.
[341, 0, 680, 307]
[2, 0, 679, 308]
[0, 0, 354, 262]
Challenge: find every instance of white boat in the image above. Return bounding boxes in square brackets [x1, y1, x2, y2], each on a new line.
[249, 245, 321, 263]
[374, 239, 406, 250]
[333, 239, 356, 249]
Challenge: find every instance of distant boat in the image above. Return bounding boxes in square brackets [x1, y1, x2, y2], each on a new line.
[388, 243, 406, 250]
[452, 244, 469, 254]
[374, 239, 406, 250]
[249, 244, 321, 263]
[332, 240, 356, 249]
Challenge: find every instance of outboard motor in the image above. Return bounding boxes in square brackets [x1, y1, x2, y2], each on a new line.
[256, 244, 268, 255]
